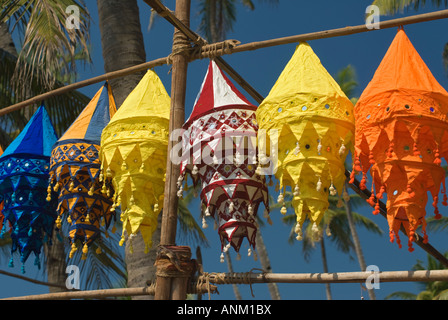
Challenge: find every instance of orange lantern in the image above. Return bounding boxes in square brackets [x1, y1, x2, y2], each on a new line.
[352, 28, 448, 251]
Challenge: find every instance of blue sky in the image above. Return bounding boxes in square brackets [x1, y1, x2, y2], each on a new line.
[1, 0, 448, 300]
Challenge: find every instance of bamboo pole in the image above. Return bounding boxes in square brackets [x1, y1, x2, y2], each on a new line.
[195, 9, 448, 57]
[144, 0, 264, 103]
[155, 0, 191, 300]
[2, 9, 448, 116]
[3, 269, 448, 300]
[201, 269, 448, 285]
[0, 57, 168, 117]
[0, 269, 68, 290]
[2, 287, 156, 300]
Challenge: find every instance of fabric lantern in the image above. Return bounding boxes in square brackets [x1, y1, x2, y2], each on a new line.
[352, 28, 448, 251]
[48, 82, 117, 259]
[180, 60, 270, 262]
[0, 105, 58, 272]
[100, 69, 170, 253]
[256, 42, 355, 241]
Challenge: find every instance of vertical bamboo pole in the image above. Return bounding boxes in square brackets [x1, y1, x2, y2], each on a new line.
[154, 0, 191, 300]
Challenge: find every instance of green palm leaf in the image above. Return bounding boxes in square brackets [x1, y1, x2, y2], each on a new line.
[0, 0, 91, 90]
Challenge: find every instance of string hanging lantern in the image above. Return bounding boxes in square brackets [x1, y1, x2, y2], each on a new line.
[100, 69, 170, 253]
[48, 83, 117, 259]
[256, 42, 355, 241]
[0, 105, 58, 273]
[180, 60, 270, 262]
[352, 28, 448, 251]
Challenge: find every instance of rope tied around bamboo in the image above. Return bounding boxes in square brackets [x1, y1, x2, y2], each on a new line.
[197, 268, 267, 298]
[155, 245, 196, 278]
[167, 37, 242, 65]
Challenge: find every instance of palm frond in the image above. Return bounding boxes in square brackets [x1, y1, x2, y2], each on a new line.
[1, 0, 91, 89]
[0, 48, 91, 146]
[335, 64, 358, 99]
[55, 225, 127, 291]
[371, 0, 448, 15]
[177, 186, 209, 247]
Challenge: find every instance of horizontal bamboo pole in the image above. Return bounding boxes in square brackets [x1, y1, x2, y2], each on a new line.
[4, 269, 447, 300]
[2, 286, 156, 300]
[0, 57, 169, 117]
[1, 283, 216, 300]
[212, 9, 448, 56]
[0, 269, 67, 290]
[201, 269, 448, 285]
[2, 9, 448, 116]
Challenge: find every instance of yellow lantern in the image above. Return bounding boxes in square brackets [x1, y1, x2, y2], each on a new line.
[256, 42, 355, 240]
[100, 70, 170, 253]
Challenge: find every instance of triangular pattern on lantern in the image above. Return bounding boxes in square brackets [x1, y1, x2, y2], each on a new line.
[256, 42, 355, 241]
[0, 105, 58, 273]
[180, 60, 270, 262]
[48, 82, 117, 259]
[100, 69, 170, 253]
[352, 28, 448, 251]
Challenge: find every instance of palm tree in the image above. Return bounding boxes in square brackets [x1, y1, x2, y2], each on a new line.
[371, 0, 448, 70]
[385, 252, 448, 300]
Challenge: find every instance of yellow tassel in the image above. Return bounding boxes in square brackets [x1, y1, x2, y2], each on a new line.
[119, 235, 125, 246]
[46, 185, 52, 202]
[96, 247, 102, 254]
[56, 216, 62, 229]
[53, 183, 59, 192]
[106, 168, 112, 177]
[67, 216, 72, 224]
[280, 205, 287, 215]
[88, 185, 94, 196]
[82, 243, 88, 254]
[69, 242, 77, 259]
